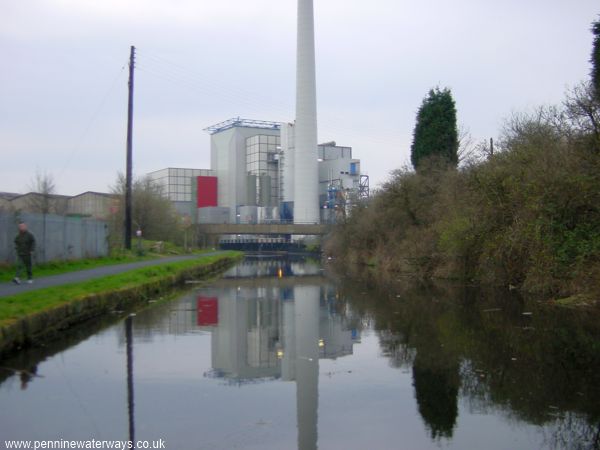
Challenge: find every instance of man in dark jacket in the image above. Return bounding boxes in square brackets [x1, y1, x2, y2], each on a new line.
[13, 222, 36, 285]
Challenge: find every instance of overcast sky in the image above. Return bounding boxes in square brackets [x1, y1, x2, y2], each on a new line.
[1, 0, 598, 195]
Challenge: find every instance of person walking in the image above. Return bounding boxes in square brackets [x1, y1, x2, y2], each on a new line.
[13, 222, 36, 285]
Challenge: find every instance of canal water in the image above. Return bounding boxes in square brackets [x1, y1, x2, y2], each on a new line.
[1, 257, 599, 450]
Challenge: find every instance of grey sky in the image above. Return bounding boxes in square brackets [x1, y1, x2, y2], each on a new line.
[1, 0, 598, 195]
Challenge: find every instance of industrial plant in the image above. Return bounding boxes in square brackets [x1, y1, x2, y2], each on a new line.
[148, 0, 368, 232]
[147, 119, 368, 228]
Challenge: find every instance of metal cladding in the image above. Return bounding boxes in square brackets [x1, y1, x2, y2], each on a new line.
[281, 123, 295, 203]
[294, 0, 319, 224]
[259, 174, 272, 206]
[246, 174, 257, 206]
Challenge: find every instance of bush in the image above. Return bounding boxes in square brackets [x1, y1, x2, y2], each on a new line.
[327, 94, 600, 298]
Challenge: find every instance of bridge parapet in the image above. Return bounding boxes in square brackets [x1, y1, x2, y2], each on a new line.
[196, 223, 329, 235]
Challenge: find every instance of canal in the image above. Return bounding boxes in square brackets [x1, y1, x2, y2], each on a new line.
[1, 256, 599, 449]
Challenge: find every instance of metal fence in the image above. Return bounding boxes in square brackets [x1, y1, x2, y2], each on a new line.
[0, 211, 109, 263]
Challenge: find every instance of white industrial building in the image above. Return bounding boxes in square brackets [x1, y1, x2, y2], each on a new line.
[199, 117, 368, 225]
[147, 0, 368, 227]
[205, 118, 281, 224]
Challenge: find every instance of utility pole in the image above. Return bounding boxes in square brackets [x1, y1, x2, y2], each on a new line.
[125, 46, 135, 250]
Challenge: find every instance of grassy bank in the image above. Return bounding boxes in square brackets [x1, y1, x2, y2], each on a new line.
[0, 252, 240, 327]
[0, 240, 209, 283]
[0, 251, 242, 356]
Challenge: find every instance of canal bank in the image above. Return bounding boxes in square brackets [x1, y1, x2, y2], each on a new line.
[0, 252, 242, 358]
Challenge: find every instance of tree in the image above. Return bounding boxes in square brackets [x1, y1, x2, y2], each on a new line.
[591, 17, 600, 101]
[411, 87, 459, 170]
[564, 82, 600, 151]
[27, 170, 59, 263]
[27, 170, 57, 214]
[456, 125, 492, 166]
[110, 173, 182, 245]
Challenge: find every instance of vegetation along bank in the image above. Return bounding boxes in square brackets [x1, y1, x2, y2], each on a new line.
[0, 252, 242, 358]
[327, 18, 600, 302]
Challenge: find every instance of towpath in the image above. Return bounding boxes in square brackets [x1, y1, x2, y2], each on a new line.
[0, 252, 226, 298]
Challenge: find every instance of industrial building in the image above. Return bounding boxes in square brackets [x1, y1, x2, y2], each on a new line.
[8, 192, 70, 216]
[66, 191, 117, 220]
[2, 191, 118, 220]
[206, 118, 368, 224]
[146, 167, 214, 216]
[148, 118, 368, 227]
[206, 118, 282, 224]
[145, 0, 367, 230]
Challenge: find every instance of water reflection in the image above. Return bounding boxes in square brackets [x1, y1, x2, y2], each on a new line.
[201, 276, 358, 450]
[131, 258, 359, 450]
[202, 283, 356, 384]
[125, 315, 135, 447]
[334, 271, 600, 449]
[18, 365, 38, 390]
[2, 257, 600, 449]
[412, 353, 459, 439]
[221, 256, 323, 279]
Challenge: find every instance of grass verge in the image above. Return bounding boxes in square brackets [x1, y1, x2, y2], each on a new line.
[0, 242, 211, 283]
[0, 251, 241, 328]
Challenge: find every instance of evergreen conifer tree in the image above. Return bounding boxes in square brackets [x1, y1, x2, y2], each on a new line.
[591, 18, 600, 100]
[411, 87, 459, 170]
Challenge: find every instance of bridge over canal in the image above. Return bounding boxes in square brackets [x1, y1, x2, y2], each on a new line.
[196, 223, 330, 249]
[196, 223, 329, 236]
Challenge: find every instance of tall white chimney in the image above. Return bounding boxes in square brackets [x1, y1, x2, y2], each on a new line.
[293, 0, 319, 224]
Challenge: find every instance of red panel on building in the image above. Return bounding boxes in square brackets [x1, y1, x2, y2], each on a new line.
[197, 297, 218, 326]
[197, 176, 218, 208]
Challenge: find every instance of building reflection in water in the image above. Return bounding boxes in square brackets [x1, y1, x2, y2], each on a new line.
[126, 259, 359, 449]
[194, 259, 359, 450]
[221, 256, 324, 280]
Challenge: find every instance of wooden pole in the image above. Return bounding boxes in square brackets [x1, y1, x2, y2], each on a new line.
[125, 46, 135, 250]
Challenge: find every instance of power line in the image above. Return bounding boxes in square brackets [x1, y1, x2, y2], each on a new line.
[57, 61, 128, 178]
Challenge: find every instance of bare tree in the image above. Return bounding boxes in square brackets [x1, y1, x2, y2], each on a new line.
[564, 81, 600, 151]
[457, 125, 492, 167]
[27, 170, 56, 214]
[499, 105, 575, 152]
[26, 170, 58, 263]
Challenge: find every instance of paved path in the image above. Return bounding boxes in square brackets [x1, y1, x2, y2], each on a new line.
[0, 252, 226, 298]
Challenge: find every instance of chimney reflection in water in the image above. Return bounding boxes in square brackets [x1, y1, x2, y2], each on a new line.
[293, 285, 320, 450]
